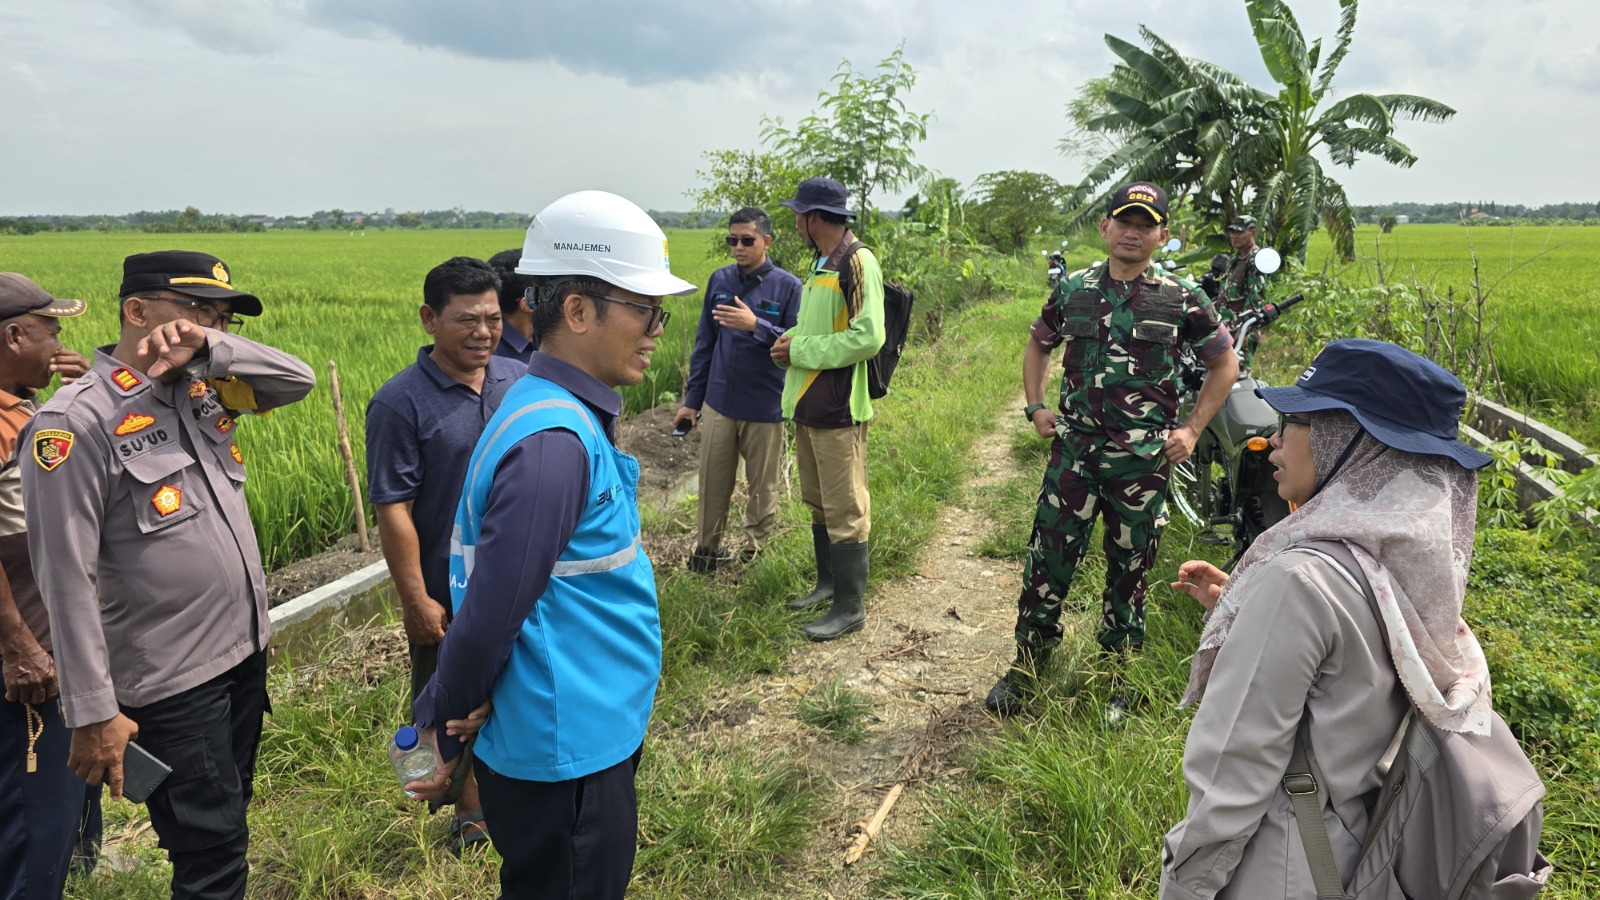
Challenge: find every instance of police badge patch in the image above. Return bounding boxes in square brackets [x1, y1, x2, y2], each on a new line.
[33, 429, 74, 471]
[151, 484, 183, 517]
[114, 413, 156, 436]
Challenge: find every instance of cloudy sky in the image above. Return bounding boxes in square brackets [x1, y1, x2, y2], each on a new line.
[2, 0, 1595, 217]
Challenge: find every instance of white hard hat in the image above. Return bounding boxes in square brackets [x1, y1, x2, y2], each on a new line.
[517, 190, 698, 297]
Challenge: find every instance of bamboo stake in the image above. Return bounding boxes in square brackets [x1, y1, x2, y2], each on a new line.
[327, 360, 371, 553]
[843, 783, 903, 866]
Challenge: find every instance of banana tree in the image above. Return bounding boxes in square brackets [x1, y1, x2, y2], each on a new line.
[1066, 0, 1454, 261]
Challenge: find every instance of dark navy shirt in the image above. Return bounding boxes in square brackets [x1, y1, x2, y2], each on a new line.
[366, 347, 521, 609]
[494, 327, 534, 365]
[414, 352, 619, 760]
[682, 259, 801, 423]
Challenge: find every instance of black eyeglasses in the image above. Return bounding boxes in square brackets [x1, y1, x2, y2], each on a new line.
[584, 293, 670, 332]
[146, 296, 242, 333]
[1278, 413, 1313, 430]
[725, 235, 759, 247]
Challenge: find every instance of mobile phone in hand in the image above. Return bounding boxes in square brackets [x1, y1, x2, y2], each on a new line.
[122, 740, 172, 804]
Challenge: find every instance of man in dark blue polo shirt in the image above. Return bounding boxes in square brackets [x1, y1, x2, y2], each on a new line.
[365, 256, 520, 852]
[488, 248, 537, 365]
[672, 207, 801, 572]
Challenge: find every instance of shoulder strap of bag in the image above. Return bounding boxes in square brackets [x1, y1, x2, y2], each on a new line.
[835, 240, 866, 320]
[1283, 540, 1378, 899]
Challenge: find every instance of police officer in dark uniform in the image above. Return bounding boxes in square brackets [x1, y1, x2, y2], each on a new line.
[21, 251, 315, 900]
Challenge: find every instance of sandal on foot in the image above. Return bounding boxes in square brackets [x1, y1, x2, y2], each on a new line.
[448, 809, 491, 855]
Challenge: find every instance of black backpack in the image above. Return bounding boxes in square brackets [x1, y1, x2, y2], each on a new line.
[837, 241, 913, 399]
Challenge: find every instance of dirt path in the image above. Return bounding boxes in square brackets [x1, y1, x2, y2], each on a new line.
[678, 399, 1030, 898]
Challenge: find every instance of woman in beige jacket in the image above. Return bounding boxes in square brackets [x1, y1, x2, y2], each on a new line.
[1159, 339, 1496, 899]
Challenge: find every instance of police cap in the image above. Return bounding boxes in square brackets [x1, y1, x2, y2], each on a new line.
[119, 250, 262, 316]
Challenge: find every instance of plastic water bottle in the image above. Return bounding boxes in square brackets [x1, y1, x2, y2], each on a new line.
[389, 726, 436, 797]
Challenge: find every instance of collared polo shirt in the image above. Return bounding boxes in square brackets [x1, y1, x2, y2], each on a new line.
[366, 347, 521, 609]
[495, 327, 535, 366]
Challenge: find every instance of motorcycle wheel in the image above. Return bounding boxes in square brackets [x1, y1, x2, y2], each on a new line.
[1169, 448, 1224, 537]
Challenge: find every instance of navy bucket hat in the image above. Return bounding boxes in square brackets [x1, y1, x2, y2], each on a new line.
[1256, 338, 1493, 470]
[779, 177, 855, 218]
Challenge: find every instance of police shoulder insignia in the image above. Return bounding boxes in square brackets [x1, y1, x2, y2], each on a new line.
[188, 380, 208, 399]
[151, 484, 183, 517]
[110, 367, 143, 392]
[229, 443, 243, 464]
[33, 429, 74, 471]
[215, 415, 235, 435]
[114, 413, 156, 436]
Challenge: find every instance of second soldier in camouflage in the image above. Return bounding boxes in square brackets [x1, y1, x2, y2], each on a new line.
[987, 183, 1239, 716]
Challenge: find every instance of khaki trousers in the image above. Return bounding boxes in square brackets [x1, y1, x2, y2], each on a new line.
[794, 422, 871, 544]
[696, 404, 785, 553]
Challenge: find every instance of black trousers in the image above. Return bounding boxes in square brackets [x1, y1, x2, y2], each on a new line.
[477, 745, 643, 900]
[0, 681, 101, 900]
[121, 651, 268, 900]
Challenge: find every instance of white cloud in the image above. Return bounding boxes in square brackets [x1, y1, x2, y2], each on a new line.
[0, 0, 1595, 215]
[11, 62, 48, 92]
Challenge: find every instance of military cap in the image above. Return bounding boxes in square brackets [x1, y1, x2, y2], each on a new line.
[1226, 215, 1258, 232]
[1107, 183, 1169, 224]
[0, 272, 88, 319]
[119, 250, 262, 316]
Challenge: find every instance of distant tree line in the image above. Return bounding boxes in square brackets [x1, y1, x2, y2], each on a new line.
[0, 205, 534, 236]
[1352, 201, 1600, 225]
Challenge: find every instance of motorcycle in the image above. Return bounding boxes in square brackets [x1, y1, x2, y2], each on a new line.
[1167, 248, 1305, 569]
[1042, 240, 1070, 290]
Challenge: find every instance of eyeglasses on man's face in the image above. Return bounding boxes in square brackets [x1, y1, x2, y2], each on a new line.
[584, 293, 670, 332]
[725, 235, 760, 248]
[146, 296, 242, 332]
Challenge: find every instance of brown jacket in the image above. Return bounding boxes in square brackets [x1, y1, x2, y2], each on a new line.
[21, 334, 314, 726]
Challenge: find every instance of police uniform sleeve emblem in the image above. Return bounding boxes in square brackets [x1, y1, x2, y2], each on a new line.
[33, 429, 74, 471]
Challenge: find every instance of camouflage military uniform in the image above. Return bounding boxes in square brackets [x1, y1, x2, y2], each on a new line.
[1219, 248, 1267, 365]
[1015, 263, 1232, 653]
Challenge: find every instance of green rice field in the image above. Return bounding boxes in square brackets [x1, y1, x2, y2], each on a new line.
[4, 222, 1594, 568]
[0, 228, 727, 568]
[1306, 223, 1600, 441]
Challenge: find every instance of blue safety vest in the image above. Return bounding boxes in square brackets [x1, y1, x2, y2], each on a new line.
[448, 375, 660, 782]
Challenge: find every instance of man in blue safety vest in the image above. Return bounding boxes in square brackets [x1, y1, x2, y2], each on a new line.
[405, 190, 698, 900]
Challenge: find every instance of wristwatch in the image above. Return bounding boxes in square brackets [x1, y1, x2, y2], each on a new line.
[1023, 403, 1048, 421]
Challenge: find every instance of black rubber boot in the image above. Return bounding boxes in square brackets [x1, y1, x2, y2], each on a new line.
[787, 524, 835, 610]
[802, 541, 868, 641]
[984, 645, 1052, 717]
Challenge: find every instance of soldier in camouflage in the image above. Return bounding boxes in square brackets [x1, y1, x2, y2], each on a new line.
[1220, 215, 1267, 365]
[986, 183, 1239, 717]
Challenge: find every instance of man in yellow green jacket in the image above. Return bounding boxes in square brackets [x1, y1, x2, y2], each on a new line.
[771, 177, 885, 641]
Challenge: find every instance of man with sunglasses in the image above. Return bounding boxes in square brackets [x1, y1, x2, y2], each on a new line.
[405, 191, 697, 899]
[672, 207, 801, 572]
[21, 250, 314, 899]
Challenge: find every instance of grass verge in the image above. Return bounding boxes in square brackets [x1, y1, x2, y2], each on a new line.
[875, 422, 1600, 899]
